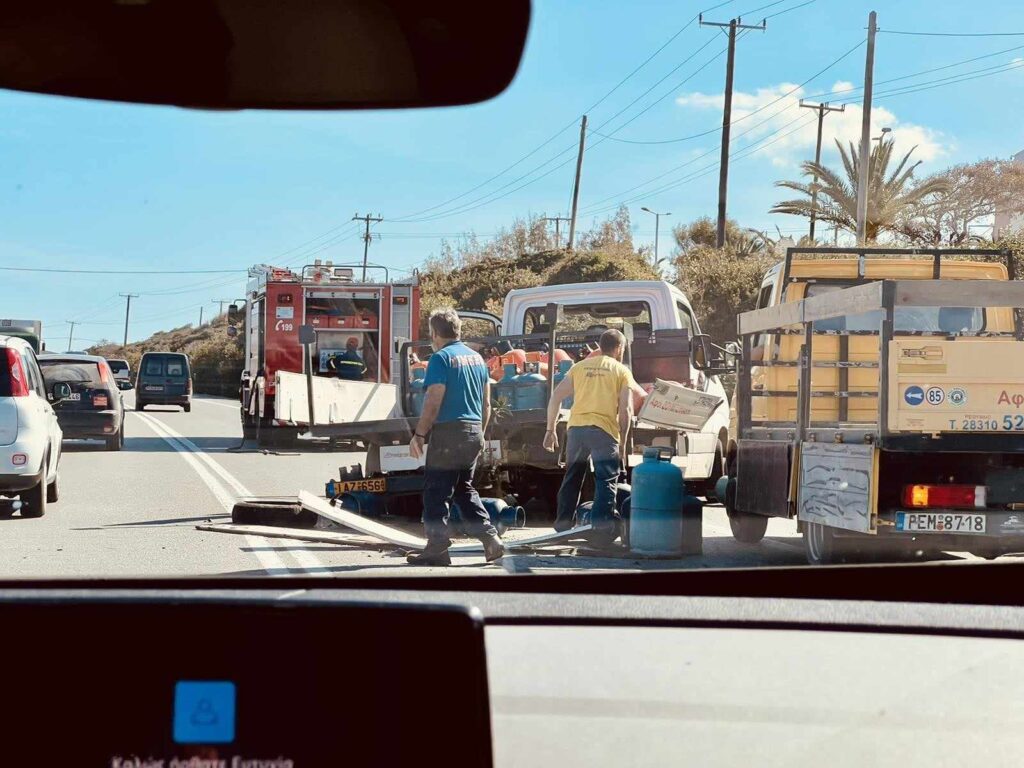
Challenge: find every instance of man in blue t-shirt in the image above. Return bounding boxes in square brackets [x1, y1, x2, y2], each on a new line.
[407, 308, 504, 566]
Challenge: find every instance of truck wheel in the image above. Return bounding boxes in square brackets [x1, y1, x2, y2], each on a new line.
[802, 521, 850, 565]
[969, 548, 1003, 560]
[183, 403, 191, 413]
[135, 400, 145, 411]
[728, 510, 769, 544]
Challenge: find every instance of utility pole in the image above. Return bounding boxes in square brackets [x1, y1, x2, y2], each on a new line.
[119, 294, 138, 348]
[212, 299, 232, 318]
[701, 14, 767, 248]
[198, 306, 204, 327]
[65, 321, 76, 352]
[543, 216, 571, 249]
[352, 213, 383, 281]
[799, 100, 845, 241]
[567, 115, 588, 251]
[855, 10, 878, 245]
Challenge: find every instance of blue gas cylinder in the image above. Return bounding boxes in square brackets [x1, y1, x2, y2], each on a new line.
[409, 367, 426, 416]
[629, 447, 698, 556]
[514, 362, 548, 411]
[494, 363, 519, 410]
[555, 359, 574, 408]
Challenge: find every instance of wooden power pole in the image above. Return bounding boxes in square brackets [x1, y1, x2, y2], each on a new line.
[353, 213, 384, 281]
[799, 100, 845, 241]
[700, 14, 767, 248]
[543, 216, 571, 249]
[855, 11, 878, 244]
[567, 115, 588, 252]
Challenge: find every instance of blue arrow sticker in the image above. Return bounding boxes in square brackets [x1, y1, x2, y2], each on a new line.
[904, 385, 924, 406]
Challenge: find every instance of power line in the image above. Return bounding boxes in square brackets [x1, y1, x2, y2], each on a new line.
[764, 0, 816, 20]
[592, 37, 862, 145]
[841, 59, 1024, 103]
[879, 29, 1024, 38]
[0, 266, 243, 275]
[390, 0, 736, 223]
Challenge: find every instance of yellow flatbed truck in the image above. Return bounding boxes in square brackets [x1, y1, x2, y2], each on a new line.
[696, 247, 1024, 564]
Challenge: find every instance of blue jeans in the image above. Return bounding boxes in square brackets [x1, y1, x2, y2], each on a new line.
[422, 421, 497, 547]
[556, 426, 621, 531]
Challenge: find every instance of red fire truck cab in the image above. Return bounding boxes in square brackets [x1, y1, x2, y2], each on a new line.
[237, 261, 419, 439]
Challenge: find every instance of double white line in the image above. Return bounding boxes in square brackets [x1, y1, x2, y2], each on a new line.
[134, 412, 328, 576]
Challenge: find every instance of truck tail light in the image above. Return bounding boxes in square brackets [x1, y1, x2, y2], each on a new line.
[902, 484, 986, 509]
[5, 349, 29, 397]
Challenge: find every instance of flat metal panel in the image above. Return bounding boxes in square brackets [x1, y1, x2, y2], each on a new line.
[893, 280, 1024, 308]
[802, 281, 884, 323]
[738, 301, 803, 335]
[798, 442, 875, 533]
[736, 440, 790, 517]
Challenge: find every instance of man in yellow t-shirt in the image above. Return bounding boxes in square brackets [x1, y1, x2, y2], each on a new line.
[543, 329, 642, 534]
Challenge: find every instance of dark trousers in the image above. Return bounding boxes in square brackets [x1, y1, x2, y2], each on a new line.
[555, 425, 621, 531]
[422, 421, 497, 547]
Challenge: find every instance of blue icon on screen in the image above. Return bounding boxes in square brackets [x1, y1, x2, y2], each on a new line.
[173, 681, 236, 744]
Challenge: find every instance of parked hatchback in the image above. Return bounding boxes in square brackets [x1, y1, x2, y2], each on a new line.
[0, 335, 63, 517]
[39, 354, 125, 451]
[135, 352, 192, 412]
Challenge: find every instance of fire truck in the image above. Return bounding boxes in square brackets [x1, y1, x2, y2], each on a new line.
[234, 261, 420, 442]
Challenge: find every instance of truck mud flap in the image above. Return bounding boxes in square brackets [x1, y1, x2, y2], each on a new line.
[735, 440, 790, 517]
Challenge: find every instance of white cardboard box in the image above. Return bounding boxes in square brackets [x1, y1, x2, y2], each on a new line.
[379, 440, 503, 473]
[637, 378, 724, 432]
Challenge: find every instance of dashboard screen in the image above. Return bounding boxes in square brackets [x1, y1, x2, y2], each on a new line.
[0, 600, 492, 767]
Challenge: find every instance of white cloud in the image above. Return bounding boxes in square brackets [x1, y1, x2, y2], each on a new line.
[674, 79, 948, 168]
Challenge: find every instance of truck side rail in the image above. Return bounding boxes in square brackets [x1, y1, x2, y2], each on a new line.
[735, 279, 1024, 448]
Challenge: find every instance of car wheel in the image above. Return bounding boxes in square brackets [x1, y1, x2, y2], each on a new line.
[183, 403, 191, 413]
[135, 400, 145, 411]
[21, 471, 47, 519]
[46, 471, 60, 503]
[106, 428, 123, 452]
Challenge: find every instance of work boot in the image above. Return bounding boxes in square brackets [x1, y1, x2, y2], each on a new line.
[406, 539, 452, 567]
[480, 533, 505, 562]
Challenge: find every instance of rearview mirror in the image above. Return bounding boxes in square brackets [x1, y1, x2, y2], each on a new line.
[690, 334, 736, 376]
[51, 383, 72, 401]
[0, 0, 530, 110]
[227, 303, 242, 325]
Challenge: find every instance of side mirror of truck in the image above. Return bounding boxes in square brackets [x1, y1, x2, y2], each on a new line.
[690, 334, 737, 376]
[227, 303, 242, 325]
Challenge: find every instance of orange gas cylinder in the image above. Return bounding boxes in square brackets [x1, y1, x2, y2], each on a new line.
[487, 349, 527, 378]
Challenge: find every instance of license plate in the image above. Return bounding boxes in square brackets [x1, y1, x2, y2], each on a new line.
[145, 385, 163, 391]
[338, 478, 387, 494]
[896, 512, 986, 533]
[67, 392, 81, 401]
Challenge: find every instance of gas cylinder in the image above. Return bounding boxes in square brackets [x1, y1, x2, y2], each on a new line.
[629, 446, 700, 556]
[514, 362, 548, 411]
[555, 359, 574, 408]
[452, 498, 527, 535]
[494, 363, 519, 410]
[409, 367, 426, 416]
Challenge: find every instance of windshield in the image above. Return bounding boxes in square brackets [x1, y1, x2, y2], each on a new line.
[3, 0, 1023, 583]
[38, 361, 103, 385]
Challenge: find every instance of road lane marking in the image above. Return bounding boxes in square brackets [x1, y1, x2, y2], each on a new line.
[134, 412, 327, 576]
[193, 397, 240, 410]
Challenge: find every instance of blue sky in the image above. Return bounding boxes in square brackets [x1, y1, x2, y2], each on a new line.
[3, 0, 1024, 348]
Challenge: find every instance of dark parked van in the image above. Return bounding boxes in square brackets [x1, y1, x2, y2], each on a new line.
[135, 352, 192, 412]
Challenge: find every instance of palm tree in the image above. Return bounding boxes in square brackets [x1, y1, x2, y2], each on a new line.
[770, 138, 949, 242]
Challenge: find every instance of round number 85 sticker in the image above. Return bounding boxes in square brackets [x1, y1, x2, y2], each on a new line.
[926, 386, 945, 405]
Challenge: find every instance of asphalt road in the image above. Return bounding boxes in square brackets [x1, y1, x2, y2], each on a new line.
[0, 391, 825, 579]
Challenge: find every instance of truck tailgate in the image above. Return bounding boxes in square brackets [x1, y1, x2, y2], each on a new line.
[888, 338, 1024, 434]
[274, 370, 401, 426]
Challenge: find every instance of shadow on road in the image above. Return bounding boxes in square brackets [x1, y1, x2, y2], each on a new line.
[119, 436, 245, 453]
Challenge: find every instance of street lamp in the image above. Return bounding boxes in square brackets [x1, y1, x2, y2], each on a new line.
[872, 126, 891, 143]
[640, 207, 671, 263]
